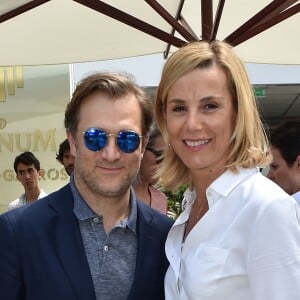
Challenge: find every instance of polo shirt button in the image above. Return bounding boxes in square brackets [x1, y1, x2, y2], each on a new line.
[104, 245, 109, 251]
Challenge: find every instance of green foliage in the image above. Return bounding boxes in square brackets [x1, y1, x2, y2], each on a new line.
[163, 184, 188, 220]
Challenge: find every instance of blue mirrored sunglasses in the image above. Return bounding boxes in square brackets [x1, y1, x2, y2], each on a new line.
[83, 128, 143, 153]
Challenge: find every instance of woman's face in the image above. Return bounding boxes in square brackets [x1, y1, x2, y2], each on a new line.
[165, 66, 236, 176]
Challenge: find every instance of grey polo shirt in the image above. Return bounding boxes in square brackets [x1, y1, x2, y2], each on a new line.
[70, 176, 138, 300]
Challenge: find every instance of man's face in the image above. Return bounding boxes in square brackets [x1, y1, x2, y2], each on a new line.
[16, 163, 41, 192]
[62, 151, 75, 175]
[68, 91, 145, 199]
[267, 146, 299, 195]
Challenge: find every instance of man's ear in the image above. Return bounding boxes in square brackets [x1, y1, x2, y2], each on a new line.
[67, 131, 77, 157]
[16, 173, 20, 182]
[296, 155, 300, 171]
[37, 169, 43, 179]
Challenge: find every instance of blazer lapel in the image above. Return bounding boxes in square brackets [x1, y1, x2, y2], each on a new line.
[48, 186, 96, 300]
[128, 202, 168, 299]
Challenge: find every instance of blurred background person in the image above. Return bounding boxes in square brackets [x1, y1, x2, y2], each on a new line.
[267, 120, 300, 204]
[8, 151, 47, 210]
[133, 124, 167, 214]
[56, 138, 75, 176]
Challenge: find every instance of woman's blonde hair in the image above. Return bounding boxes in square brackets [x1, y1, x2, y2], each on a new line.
[155, 41, 271, 191]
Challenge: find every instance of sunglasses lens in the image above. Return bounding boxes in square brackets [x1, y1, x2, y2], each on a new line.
[117, 131, 140, 153]
[83, 128, 107, 151]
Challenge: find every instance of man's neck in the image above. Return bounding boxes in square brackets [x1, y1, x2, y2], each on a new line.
[73, 176, 131, 233]
[25, 187, 41, 203]
[88, 193, 130, 233]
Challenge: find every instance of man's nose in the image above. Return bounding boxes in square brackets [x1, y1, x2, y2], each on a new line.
[100, 136, 121, 161]
[24, 172, 31, 178]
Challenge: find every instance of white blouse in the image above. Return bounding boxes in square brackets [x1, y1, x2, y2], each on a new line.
[292, 191, 300, 205]
[165, 168, 300, 300]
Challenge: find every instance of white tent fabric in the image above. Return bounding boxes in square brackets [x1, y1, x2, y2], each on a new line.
[0, 0, 299, 66]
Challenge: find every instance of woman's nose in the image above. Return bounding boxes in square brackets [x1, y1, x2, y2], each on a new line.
[186, 111, 203, 131]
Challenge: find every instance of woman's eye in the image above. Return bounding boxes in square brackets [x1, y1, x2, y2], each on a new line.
[204, 103, 218, 110]
[172, 105, 185, 112]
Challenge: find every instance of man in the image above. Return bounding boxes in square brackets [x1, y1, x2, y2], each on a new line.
[0, 72, 173, 300]
[267, 120, 300, 204]
[56, 138, 75, 175]
[8, 151, 47, 210]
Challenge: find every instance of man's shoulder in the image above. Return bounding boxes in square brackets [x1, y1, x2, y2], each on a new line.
[4, 185, 72, 222]
[8, 189, 48, 211]
[9, 198, 21, 206]
[8, 196, 24, 210]
[39, 189, 48, 199]
[0, 185, 74, 241]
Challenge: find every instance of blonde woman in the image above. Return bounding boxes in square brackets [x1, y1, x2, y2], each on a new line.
[155, 41, 300, 300]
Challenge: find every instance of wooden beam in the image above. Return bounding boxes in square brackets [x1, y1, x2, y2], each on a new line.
[210, 0, 225, 40]
[225, 0, 298, 45]
[0, 0, 50, 23]
[229, 3, 300, 46]
[164, 0, 187, 59]
[201, 0, 213, 40]
[74, 0, 186, 48]
[145, 0, 196, 42]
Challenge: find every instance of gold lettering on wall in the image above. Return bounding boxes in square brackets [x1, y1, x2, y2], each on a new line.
[0, 133, 13, 152]
[0, 66, 24, 100]
[7, 67, 15, 95]
[16, 66, 24, 88]
[0, 67, 5, 102]
[0, 168, 68, 182]
[15, 133, 32, 151]
[0, 129, 57, 152]
[33, 129, 56, 151]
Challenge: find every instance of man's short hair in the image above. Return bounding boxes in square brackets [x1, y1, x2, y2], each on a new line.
[64, 72, 153, 138]
[14, 151, 41, 173]
[56, 139, 71, 163]
[270, 120, 300, 167]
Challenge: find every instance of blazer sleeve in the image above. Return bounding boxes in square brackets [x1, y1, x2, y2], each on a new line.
[0, 212, 24, 299]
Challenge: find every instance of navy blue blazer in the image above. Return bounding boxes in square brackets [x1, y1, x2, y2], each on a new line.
[0, 185, 173, 300]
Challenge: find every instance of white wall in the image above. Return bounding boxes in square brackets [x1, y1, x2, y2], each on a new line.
[72, 54, 300, 89]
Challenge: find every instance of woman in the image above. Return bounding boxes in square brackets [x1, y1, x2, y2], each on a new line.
[134, 124, 168, 214]
[155, 41, 300, 299]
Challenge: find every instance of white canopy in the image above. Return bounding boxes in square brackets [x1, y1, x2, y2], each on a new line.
[0, 0, 299, 66]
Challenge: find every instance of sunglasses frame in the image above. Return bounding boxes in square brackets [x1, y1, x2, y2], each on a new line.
[83, 128, 143, 153]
